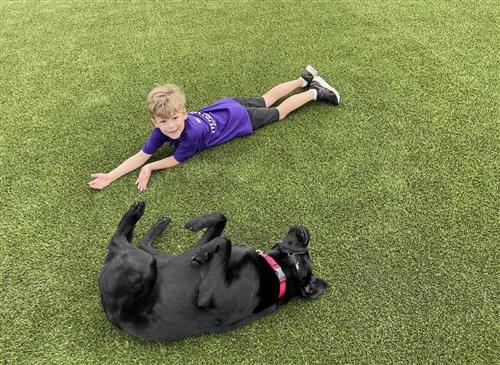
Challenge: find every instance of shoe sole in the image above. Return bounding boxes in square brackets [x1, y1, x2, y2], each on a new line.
[305, 65, 318, 78]
[313, 75, 341, 104]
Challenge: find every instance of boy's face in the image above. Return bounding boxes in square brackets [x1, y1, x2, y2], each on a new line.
[153, 109, 187, 140]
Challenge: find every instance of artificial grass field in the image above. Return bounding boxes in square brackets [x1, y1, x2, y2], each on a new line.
[1, 1, 498, 364]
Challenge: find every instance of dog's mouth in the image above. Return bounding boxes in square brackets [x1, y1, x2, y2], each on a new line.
[303, 282, 314, 294]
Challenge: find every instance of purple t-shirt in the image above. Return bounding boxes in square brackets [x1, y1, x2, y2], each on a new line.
[142, 98, 253, 162]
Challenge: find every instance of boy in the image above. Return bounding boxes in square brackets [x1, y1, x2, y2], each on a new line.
[89, 66, 340, 191]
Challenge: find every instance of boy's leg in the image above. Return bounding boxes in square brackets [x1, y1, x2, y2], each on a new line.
[262, 65, 318, 107]
[276, 76, 341, 120]
[244, 89, 314, 130]
[276, 89, 315, 120]
[262, 79, 303, 107]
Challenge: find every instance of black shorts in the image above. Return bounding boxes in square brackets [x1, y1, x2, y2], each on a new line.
[231, 97, 280, 130]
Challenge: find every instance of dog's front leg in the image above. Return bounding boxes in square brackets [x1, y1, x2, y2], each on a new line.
[114, 201, 146, 242]
[191, 236, 231, 309]
[185, 213, 227, 247]
[138, 217, 171, 256]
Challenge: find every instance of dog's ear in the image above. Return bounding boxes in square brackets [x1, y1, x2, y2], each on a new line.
[300, 276, 329, 299]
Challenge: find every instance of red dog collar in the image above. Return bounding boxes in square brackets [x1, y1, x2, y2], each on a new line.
[257, 250, 286, 300]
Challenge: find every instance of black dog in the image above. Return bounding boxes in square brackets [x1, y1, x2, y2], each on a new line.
[98, 202, 328, 341]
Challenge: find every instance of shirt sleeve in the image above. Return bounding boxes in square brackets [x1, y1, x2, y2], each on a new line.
[173, 128, 204, 162]
[142, 128, 169, 155]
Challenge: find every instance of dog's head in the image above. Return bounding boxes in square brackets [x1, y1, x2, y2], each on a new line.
[99, 239, 158, 322]
[276, 225, 329, 299]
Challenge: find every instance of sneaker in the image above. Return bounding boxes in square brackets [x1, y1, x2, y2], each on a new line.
[300, 65, 318, 87]
[310, 76, 341, 105]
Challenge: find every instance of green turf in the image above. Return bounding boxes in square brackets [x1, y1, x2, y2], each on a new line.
[1, 1, 498, 364]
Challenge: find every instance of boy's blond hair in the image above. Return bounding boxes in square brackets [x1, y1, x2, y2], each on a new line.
[147, 85, 186, 118]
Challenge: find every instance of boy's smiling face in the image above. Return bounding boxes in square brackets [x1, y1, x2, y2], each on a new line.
[153, 109, 187, 140]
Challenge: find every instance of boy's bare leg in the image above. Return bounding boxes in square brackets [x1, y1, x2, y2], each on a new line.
[262, 79, 303, 107]
[276, 89, 315, 120]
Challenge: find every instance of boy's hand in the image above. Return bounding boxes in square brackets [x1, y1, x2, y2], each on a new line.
[89, 173, 113, 190]
[136, 165, 152, 192]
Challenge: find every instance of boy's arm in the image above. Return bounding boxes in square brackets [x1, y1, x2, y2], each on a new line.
[89, 150, 152, 190]
[147, 156, 181, 171]
[135, 156, 181, 192]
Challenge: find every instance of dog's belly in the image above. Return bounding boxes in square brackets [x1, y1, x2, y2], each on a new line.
[127, 255, 261, 341]
[122, 262, 203, 340]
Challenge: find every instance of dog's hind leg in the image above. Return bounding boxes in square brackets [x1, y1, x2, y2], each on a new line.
[138, 217, 171, 255]
[115, 201, 146, 242]
[190, 237, 232, 308]
[185, 213, 227, 247]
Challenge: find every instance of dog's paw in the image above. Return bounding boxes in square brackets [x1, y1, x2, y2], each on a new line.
[127, 201, 146, 220]
[190, 244, 220, 266]
[191, 253, 211, 266]
[185, 218, 206, 232]
[156, 217, 172, 229]
[117, 201, 146, 233]
[148, 217, 171, 237]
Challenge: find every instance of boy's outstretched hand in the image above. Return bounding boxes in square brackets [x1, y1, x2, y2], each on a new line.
[89, 173, 114, 190]
[135, 166, 151, 192]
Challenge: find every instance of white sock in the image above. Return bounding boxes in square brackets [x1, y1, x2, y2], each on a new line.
[311, 88, 317, 100]
[299, 77, 308, 88]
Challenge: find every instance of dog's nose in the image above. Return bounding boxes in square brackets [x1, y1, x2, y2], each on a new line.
[297, 226, 309, 244]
